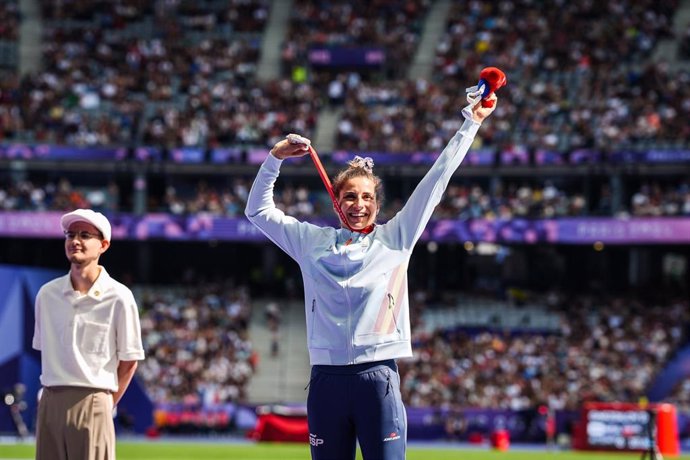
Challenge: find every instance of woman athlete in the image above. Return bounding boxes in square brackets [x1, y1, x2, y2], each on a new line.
[245, 91, 498, 460]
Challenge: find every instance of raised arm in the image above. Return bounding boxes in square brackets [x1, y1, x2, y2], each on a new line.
[381, 94, 497, 250]
[244, 135, 322, 261]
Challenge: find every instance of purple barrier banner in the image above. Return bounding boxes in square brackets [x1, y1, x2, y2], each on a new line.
[332, 151, 439, 166]
[308, 46, 385, 67]
[211, 147, 244, 163]
[1, 212, 690, 244]
[535, 149, 566, 166]
[500, 145, 529, 165]
[570, 149, 601, 164]
[0, 144, 161, 161]
[0, 144, 494, 165]
[556, 218, 690, 244]
[429, 218, 690, 244]
[3, 143, 689, 165]
[643, 150, 690, 163]
[0, 144, 126, 160]
[0, 212, 63, 236]
[611, 149, 690, 163]
[170, 148, 205, 163]
[406, 407, 579, 442]
[428, 219, 557, 244]
[331, 148, 495, 166]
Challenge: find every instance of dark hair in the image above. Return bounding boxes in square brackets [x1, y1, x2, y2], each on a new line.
[332, 157, 384, 208]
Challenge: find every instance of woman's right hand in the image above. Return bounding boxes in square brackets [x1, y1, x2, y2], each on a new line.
[270, 134, 312, 160]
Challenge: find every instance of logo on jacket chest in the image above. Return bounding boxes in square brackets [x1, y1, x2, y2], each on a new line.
[326, 239, 370, 252]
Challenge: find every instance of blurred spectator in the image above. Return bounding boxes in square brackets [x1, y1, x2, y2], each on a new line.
[336, 0, 687, 153]
[399, 294, 689, 411]
[680, 23, 690, 59]
[282, 0, 431, 79]
[5, 175, 690, 218]
[5, 0, 322, 149]
[0, 2, 19, 41]
[135, 282, 255, 405]
[265, 302, 282, 357]
[1, 0, 687, 154]
[0, 177, 120, 212]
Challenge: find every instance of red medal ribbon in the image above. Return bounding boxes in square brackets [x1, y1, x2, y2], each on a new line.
[308, 145, 375, 235]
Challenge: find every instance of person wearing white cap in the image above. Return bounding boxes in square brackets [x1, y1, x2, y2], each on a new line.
[32, 209, 145, 460]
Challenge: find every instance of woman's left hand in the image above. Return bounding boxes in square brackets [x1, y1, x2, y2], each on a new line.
[472, 93, 498, 124]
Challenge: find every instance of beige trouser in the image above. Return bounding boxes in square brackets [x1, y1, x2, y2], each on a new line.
[36, 386, 115, 460]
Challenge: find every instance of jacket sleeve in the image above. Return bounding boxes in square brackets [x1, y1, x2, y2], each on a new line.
[244, 154, 321, 262]
[381, 118, 480, 250]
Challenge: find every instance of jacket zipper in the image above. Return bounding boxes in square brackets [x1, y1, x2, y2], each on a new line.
[342, 235, 354, 363]
[309, 298, 315, 341]
[388, 293, 401, 333]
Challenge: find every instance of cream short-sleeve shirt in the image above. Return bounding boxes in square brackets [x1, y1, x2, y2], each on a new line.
[33, 267, 145, 391]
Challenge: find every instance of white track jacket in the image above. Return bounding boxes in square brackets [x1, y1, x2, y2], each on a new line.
[245, 119, 480, 365]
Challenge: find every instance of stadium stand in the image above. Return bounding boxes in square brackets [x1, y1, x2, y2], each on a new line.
[4, 172, 690, 219]
[336, 0, 688, 153]
[1, 0, 690, 447]
[0, 1, 19, 70]
[135, 283, 255, 406]
[402, 294, 689, 410]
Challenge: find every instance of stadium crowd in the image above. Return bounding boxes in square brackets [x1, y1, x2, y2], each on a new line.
[4, 0, 320, 148]
[281, 0, 431, 80]
[0, 0, 687, 155]
[126, 276, 690, 416]
[0, 177, 121, 212]
[0, 1, 19, 42]
[1, 0, 690, 437]
[3, 175, 690, 219]
[337, 0, 689, 153]
[670, 377, 690, 413]
[399, 294, 689, 411]
[134, 282, 256, 406]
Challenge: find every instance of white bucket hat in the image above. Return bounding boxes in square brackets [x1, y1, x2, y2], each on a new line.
[60, 209, 112, 241]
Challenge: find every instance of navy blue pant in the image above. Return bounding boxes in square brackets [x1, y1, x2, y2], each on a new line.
[307, 359, 407, 460]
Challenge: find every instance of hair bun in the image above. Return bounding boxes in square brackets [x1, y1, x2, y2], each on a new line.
[349, 155, 374, 173]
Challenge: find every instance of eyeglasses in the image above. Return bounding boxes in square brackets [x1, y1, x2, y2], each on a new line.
[64, 230, 102, 241]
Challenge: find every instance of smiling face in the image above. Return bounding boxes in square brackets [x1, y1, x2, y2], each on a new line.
[336, 176, 379, 230]
[64, 221, 109, 267]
